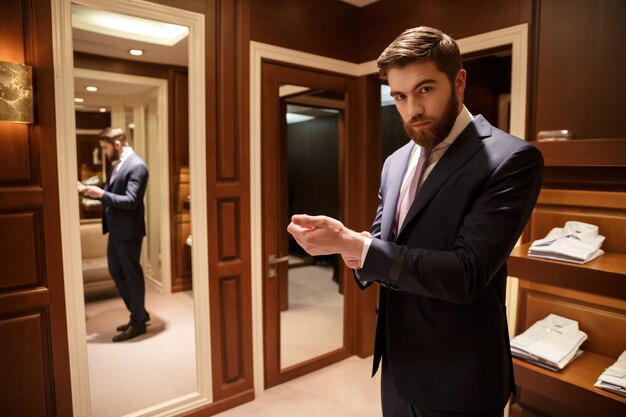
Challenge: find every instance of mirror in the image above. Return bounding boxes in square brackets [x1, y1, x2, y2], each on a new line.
[279, 86, 345, 369]
[72, 4, 197, 416]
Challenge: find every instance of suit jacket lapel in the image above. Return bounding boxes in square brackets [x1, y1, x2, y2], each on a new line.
[381, 141, 414, 241]
[397, 115, 492, 237]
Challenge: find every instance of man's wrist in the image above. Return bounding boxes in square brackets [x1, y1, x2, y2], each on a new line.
[341, 228, 365, 260]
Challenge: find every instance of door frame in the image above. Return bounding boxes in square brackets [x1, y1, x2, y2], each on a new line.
[250, 23, 528, 394]
[261, 62, 357, 387]
[51, 0, 211, 416]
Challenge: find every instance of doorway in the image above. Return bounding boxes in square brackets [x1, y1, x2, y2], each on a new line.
[261, 62, 358, 387]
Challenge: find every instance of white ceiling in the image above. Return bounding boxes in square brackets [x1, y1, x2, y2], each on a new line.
[72, 1, 379, 113]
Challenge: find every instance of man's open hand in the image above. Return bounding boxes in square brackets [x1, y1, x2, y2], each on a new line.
[287, 214, 364, 260]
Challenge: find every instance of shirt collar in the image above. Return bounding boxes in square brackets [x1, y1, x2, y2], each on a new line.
[119, 146, 134, 162]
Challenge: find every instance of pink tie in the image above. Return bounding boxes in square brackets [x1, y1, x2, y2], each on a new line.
[395, 146, 431, 231]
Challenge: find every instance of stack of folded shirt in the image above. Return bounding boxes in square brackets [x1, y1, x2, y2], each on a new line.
[511, 314, 588, 371]
[528, 221, 605, 264]
[595, 350, 626, 397]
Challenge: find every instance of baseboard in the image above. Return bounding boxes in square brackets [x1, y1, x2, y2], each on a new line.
[178, 388, 255, 417]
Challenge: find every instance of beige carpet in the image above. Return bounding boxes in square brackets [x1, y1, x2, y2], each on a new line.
[216, 356, 381, 417]
[85, 287, 197, 417]
[85, 265, 364, 417]
[281, 264, 344, 368]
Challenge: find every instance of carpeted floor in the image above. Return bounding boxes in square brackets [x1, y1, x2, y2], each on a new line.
[84, 263, 361, 417]
[281, 264, 344, 368]
[85, 287, 197, 417]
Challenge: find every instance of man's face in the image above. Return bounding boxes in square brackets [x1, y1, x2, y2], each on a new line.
[387, 61, 466, 148]
[99, 140, 122, 162]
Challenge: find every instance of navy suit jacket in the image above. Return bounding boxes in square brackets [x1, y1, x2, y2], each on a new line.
[359, 115, 543, 412]
[102, 153, 149, 240]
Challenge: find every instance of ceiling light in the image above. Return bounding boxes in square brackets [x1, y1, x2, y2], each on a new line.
[129, 49, 144, 56]
[99, 108, 107, 113]
[72, 4, 189, 46]
[85, 86, 98, 92]
[74, 97, 85, 103]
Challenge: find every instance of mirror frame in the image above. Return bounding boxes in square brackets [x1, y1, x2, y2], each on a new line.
[52, 0, 210, 416]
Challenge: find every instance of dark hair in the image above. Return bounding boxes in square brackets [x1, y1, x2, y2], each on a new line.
[97, 127, 128, 146]
[377, 26, 462, 84]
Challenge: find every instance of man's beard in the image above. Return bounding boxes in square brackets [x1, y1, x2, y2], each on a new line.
[403, 92, 459, 149]
[107, 147, 121, 163]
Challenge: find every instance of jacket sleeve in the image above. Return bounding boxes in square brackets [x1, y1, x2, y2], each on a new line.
[360, 144, 544, 305]
[101, 164, 149, 210]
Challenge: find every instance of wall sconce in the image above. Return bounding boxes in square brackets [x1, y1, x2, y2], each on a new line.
[0, 61, 34, 124]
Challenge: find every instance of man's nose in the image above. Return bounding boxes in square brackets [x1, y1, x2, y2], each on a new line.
[406, 96, 424, 119]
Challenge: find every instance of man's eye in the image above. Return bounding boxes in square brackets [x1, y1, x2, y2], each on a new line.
[393, 94, 405, 101]
[418, 86, 432, 94]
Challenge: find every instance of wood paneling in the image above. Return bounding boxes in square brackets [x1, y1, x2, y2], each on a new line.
[206, 0, 254, 404]
[0, 312, 51, 417]
[358, 0, 532, 62]
[0, 1, 72, 416]
[0, 211, 42, 289]
[0, 124, 32, 185]
[353, 75, 383, 358]
[250, 0, 360, 62]
[219, 276, 243, 383]
[532, 0, 626, 139]
[218, 199, 240, 261]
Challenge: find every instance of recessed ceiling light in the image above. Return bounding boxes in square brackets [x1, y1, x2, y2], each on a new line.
[129, 49, 144, 56]
[74, 97, 85, 103]
[85, 86, 98, 92]
[72, 4, 189, 46]
[99, 108, 107, 113]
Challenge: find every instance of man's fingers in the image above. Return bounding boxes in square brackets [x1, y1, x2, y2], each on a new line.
[360, 231, 372, 238]
[290, 214, 329, 229]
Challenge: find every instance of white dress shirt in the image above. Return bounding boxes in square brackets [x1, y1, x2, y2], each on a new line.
[359, 106, 474, 267]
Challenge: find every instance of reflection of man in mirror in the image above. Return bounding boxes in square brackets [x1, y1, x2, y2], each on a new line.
[77, 127, 150, 342]
[288, 27, 543, 416]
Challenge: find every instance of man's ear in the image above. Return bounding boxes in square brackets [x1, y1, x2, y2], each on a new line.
[455, 69, 467, 98]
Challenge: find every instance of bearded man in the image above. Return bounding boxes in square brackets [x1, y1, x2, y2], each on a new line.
[78, 127, 150, 342]
[288, 26, 544, 416]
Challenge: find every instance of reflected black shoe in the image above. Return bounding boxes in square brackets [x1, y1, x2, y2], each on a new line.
[116, 312, 151, 332]
[112, 325, 146, 342]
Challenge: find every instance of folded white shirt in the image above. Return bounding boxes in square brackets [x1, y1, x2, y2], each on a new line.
[529, 221, 605, 264]
[511, 314, 588, 370]
[595, 350, 626, 396]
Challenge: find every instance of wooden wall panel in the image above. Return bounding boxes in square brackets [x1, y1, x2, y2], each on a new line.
[0, 312, 51, 417]
[249, 0, 360, 62]
[358, 0, 532, 62]
[218, 199, 240, 261]
[219, 276, 243, 383]
[532, 0, 626, 139]
[0, 211, 42, 289]
[206, 0, 254, 405]
[0, 124, 32, 185]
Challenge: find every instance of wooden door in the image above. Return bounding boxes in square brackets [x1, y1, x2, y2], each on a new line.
[261, 62, 360, 387]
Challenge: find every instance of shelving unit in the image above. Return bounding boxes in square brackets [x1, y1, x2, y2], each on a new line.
[507, 140, 626, 416]
[508, 244, 626, 299]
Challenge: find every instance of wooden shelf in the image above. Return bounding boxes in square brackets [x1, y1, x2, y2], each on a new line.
[514, 353, 626, 416]
[508, 243, 626, 299]
[533, 138, 626, 167]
